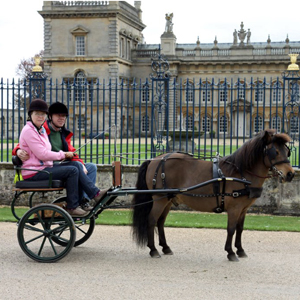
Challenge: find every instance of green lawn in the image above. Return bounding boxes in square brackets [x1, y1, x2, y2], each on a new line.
[1, 207, 300, 232]
[2, 141, 299, 166]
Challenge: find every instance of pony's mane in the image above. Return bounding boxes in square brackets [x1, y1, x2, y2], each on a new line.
[221, 130, 290, 176]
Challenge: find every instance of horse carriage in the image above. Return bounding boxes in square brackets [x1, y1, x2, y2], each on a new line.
[11, 129, 294, 263]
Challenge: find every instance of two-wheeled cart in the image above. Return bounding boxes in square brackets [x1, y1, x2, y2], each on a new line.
[11, 159, 250, 263]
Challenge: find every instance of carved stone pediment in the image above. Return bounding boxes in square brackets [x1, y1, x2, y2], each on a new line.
[70, 25, 90, 35]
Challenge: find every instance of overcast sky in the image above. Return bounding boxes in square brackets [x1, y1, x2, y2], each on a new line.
[0, 0, 299, 80]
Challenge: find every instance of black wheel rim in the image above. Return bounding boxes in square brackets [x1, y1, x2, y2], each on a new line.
[17, 204, 76, 263]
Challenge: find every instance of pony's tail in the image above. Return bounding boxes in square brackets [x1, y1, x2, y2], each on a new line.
[132, 160, 152, 247]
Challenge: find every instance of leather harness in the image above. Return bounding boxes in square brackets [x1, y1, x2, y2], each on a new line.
[151, 152, 263, 213]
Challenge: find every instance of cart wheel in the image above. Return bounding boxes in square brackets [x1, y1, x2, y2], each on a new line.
[17, 204, 76, 263]
[52, 197, 95, 247]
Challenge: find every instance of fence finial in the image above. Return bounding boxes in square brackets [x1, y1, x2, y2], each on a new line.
[32, 56, 43, 72]
[287, 54, 299, 71]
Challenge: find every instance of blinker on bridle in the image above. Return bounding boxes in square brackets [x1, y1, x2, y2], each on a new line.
[264, 143, 291, 169]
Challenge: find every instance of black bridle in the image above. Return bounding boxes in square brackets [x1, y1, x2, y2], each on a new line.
[264, 144, 291, 167]
[264, 144, 291, 179]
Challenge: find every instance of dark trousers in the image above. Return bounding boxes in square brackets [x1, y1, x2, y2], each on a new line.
[26, 164, 99, 209]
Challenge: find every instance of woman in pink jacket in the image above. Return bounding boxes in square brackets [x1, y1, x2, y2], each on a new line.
[19, 99, 105, 217]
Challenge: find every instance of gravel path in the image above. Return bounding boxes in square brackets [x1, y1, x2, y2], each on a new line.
[1, 222, 300, 300]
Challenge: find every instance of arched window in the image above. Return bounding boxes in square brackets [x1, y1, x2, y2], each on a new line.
[272, 81, 282, 103]
[219, 115, 228, 133]
[235, 80, 246, 100]
[290, 116, 299, 134]
[142, 115, 149, 132]
[184, 115, 193, 130]
[271, 116, 281, 132]
[201, 81, 211, 103]
[142, 83, 150, 103]
[75, 71, 86, 102]
[254, 81, 264, 102]
[218, 81, 230, 102]
[77, 115, 86, 130]
[184, 80, 194, 103]
[254, 116, 263, 133]
[201, 116, 211, 133]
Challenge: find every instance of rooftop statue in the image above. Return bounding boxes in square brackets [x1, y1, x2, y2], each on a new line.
[247, 29, 251, 44]
[165, 13, 173, 33]
[233, 29, 238, 45]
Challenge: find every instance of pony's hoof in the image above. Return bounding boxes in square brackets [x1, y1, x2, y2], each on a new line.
[150, 250, 161, 258]
[163, 247, 174, 255]
[237, 250, 248, 258]
[227, 253, 239, 262]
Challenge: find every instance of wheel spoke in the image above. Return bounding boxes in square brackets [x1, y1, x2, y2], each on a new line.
[18, 204, 76, 262]
[24, 233, 45, 245]
[76, 224, 88, 235]
[50, 233, 70, 244]
[48, 237, 58, 256]
[38, 236, 47, 256]
[23, 223, 45, 234]
[35, 211, 46, 229]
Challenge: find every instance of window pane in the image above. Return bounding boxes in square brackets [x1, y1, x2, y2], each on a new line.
[254, 116, 263, 133]
[272, 83, 282, 103]
[272, 117, 281, 132]
[75, 72, 86, 102]
[220, 116, 227, 133]
[291, 116, 299, 134]
[202, 117, 210, 132]
[142, 115, 149, 132]
[77, 116, 85, 130]
[76, 36, 85, 56]
[184, 115, 193, 130]
[142, 85, 150, 102]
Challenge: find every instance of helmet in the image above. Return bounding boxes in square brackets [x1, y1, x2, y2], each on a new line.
[49, 102, 69, 116]
[28, 99, 48, 115]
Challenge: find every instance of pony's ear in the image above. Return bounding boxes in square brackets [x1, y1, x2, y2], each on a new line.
[262, 129, 276, 144]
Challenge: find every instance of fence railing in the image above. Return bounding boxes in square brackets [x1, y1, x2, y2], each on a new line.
[1, 76, 299, 167]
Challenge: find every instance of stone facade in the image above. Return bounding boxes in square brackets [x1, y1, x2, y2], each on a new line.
[39, 1, 145, 81]
[37, 1, 300, 138]
[1, 162, 300, 215]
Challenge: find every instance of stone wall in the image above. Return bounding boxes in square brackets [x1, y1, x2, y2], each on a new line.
[1, 162, 300, 215]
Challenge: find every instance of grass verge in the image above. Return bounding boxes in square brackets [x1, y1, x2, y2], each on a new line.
[1, 206, 300, 232]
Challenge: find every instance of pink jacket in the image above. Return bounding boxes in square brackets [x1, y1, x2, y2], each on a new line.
[19, 121, 65, 179]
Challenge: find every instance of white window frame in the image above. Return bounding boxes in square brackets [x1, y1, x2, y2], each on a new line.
[184, 115, 193, 130]
[76, 36, 85, 56]
[142, 115, 149, 132]
[142, 84, 150, 103]
[271, 116, 281, 132]
[219, 115, 228, 133]
[272, 82, 282, 103]
[201, 116, 211, 133]
[77, 115, 86, 130]
[70, 26, 89, 57]
[254, 116, 263, 133]
[290, 116, 299, 134]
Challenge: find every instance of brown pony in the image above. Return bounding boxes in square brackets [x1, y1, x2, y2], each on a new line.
[132, 129, 295, 261]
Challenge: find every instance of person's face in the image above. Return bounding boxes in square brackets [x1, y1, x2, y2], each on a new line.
[51, 113, 67, 128]
[31, 111, 47, 127]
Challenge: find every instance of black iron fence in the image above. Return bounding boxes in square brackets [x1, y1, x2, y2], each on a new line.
[1, 72, 300, 167]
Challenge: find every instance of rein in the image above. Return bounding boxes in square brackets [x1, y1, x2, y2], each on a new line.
[245, 170, 271, 179]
